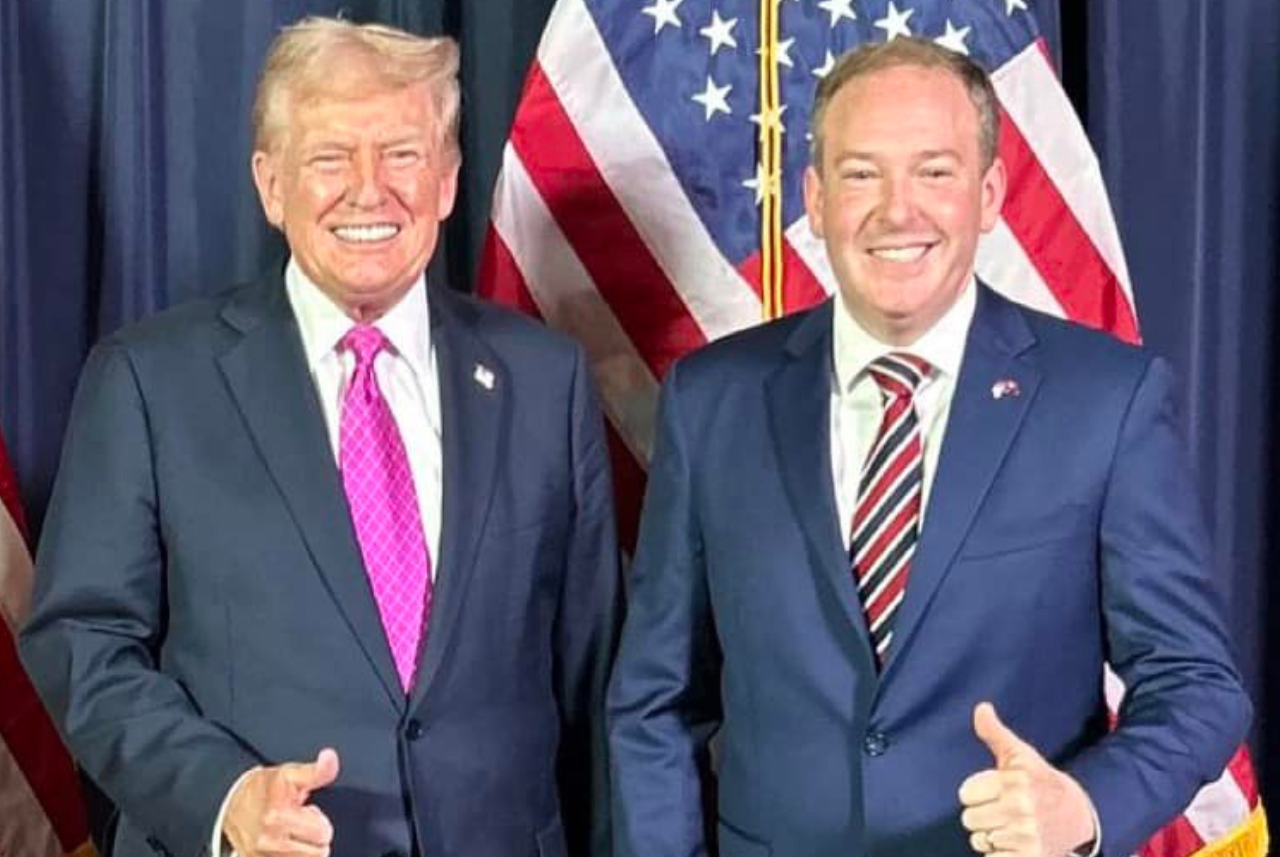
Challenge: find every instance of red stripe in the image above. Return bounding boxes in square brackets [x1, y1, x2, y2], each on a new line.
[0, 625, 89, 850]
[0, 434, 28, 540]
[997, 106, 1140, 344]
[736, 239, 830, 316]
[509, 63, 706, 381]
[852, 436, 919, 534]
[1137, 811, 1204, 857]
[1227, 744, 1260, 806]
[477, 224, 541, 317]
[865, 561, 909, 622]
[855, 494, 920, 577]
[475, 228, 649, 554]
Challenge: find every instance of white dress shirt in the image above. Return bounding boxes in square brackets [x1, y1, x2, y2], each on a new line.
[211, 258, 443, 855]
[830, 282, 975, 547]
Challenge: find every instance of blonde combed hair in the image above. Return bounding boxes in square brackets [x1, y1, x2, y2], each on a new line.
[252, 16, 461, 161]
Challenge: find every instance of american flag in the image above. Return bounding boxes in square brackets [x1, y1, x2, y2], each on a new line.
[0, 429, 94, 857]
[478, 1, 1268, 854]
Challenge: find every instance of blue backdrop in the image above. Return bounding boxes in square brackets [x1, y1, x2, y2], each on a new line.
[2, 0, 1275, 842]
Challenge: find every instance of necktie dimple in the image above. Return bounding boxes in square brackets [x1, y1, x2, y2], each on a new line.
[339, 324, 432, 691]
[850, 352, 931, 667]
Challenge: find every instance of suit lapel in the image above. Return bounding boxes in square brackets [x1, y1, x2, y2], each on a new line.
[409, 287, 503, 708]
[216, 277, 404, 710]
[766, 301, 878, 672]
[881, 285, 1040, 679]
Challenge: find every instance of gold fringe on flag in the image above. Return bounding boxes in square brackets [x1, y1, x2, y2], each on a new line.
[1193, 803, 1270, 857]
[757, 0, 785, 321]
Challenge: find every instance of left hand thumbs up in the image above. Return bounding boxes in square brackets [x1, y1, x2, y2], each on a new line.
[958, 703, 1096, 857]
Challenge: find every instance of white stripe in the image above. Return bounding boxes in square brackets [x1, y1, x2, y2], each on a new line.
[870, 588, 906, 635]
[536, 0, 763, 341]
[491, 145, 661, 465]
[1183, 767, 1252, 842]
[786, 218, 838, 296]
[0, 733, 62, 857]
[992, 44, 1135, 305]
[976, 220, 1069, 318]
[861, 541, 912, 608]
[0, 506, 32, 633]
[854, 476, 921, 565]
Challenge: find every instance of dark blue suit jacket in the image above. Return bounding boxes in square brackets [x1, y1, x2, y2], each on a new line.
[20, 274, 621, 857]
[607, 285, 1249, 857]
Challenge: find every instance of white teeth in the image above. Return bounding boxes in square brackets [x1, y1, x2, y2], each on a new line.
[870, 245, 929, 263]
[333, 224, 398, 243]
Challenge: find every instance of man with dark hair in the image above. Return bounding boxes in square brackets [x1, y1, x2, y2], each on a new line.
[607, 38, 1249, 857]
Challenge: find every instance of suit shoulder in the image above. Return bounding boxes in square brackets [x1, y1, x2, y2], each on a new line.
[671, 302, 826, 389]
[96, 281, 253, 357]
[434, 287, 585, 369]
[1016, 302, 1155, 382]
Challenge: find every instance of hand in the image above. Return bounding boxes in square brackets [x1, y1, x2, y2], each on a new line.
[958, 703, 1095, 857]
[224, 748, 340, 857]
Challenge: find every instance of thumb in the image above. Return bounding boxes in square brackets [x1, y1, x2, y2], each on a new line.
[973, 702, 1037, 769]
[282, 747, 341, 801]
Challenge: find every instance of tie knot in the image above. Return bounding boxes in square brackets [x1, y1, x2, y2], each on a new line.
[342, 324, 389, 369]
[867, 352, 931, 398]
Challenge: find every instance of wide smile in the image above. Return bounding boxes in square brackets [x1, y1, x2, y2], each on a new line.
[331, 223, 402, 245]
[866, 242, 938, 264]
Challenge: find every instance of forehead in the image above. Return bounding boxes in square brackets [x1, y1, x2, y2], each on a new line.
[822, 65, 980, 156]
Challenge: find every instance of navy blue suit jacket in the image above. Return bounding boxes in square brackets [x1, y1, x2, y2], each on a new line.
[607, 284, 1249, 857]
[20, 274, 621, 857]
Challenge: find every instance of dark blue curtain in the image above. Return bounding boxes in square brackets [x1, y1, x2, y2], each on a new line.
[1, 0, 1275, 844]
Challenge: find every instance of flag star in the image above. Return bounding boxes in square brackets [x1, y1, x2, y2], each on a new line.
[1005, 0, 1028, 14]
[874, 2, 915, 41]
[934, 19, 971, 55]
[817, 0, 856, 28]
[642, 0, 684, 34]
[760, 37, 796, 68]
[692, 76, 733, 120]
[742, 162, 780, 205]
[813, 49, 837, 78]
[699, 9, 738, 55]
[750, 104, 788, 135]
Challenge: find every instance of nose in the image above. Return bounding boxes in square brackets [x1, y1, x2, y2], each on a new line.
[878, 173, 915, 226]
[347, 149, 386, 208]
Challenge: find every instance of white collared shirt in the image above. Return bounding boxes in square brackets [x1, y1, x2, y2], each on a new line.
[830, 281, 976, 547]
[285, 258, 443, 571]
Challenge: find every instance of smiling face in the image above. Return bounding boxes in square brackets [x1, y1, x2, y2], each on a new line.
[251, 71, 458, 321]
[804, 63, 1006, 345]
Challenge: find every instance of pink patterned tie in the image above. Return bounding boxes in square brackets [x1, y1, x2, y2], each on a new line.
[339, 324, 431, 692]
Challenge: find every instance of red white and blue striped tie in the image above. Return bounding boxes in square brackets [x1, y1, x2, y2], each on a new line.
[850, 352, 931, 666]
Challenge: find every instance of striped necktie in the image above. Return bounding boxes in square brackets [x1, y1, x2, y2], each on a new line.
[850, 352, 931, 667]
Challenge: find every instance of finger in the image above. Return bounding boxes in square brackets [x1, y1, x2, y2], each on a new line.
[969, 830, 992, 854]
[961, 802, 1014, 833]
[973, 703, 1036, 769]
[251, 829, 332, 857]
[262, 806, 334, 848]
[283, 748, 341, 796]
[958, 769, 1003, 806]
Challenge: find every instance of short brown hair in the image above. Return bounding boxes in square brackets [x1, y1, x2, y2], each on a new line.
[809, 38, 1000, 170]
[252, 16, 461, 162]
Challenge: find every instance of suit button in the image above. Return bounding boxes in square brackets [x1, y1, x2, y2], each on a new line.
[405, 719, 424, 741]
[863, 731, 890, 756]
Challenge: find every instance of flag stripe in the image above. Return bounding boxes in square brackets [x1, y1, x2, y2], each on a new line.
[992, 42, 1134, 302]
[489, 144, 661, 464]
[0, 735, 62, 857]
[997, 105, 1140, 342]
[510, 64, 706, 381]
[536, 0, 762, 341]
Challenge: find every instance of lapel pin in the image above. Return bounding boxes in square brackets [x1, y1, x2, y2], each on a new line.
[473, 363, 495, 391]
[991, 379, 1020, 400]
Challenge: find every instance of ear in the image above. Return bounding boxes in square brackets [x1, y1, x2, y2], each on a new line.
[803, 164, 826, 239]
[978, 156, 1007, 232]
[436, 157, 461, 221]
[251, 150, 286, 229]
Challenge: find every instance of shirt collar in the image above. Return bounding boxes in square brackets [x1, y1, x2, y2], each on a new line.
[285, 257, 433, 380]
[832, 277, 977, 394]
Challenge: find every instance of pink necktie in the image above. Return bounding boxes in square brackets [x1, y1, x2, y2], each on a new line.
[339, 324, 432, 692]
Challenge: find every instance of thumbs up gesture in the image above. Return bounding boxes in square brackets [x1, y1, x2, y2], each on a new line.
[225, 747, 341, 857]
[958, 704, 1096, 857]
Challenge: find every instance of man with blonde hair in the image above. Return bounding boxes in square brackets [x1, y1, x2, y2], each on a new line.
[22, 16, 619, 857]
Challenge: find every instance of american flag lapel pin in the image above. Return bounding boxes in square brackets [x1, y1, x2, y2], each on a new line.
[991, 378, 1020, 400]
[473, 363, 495, 391]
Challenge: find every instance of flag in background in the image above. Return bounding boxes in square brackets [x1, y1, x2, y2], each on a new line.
[0, 430, 94, 857]
[479, 0, 1267, 854]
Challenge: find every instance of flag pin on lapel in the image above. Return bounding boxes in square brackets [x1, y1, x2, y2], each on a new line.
[473, 363, 495, 391]
[991, 379, 1020, 400]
